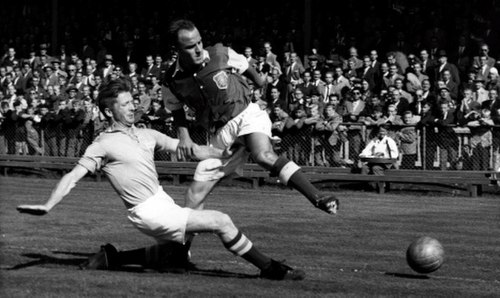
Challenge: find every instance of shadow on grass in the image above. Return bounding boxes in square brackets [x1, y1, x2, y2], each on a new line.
[385, 272, 430, 279]
[6, 251, 258, 279]
[7, 252, 90, 270]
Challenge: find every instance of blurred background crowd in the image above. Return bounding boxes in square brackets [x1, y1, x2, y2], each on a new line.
[0, 0, 499, 171]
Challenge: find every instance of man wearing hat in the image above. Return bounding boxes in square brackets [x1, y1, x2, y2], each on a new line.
[305, 54, 322, 74]
[438, 86, 452, 104]
[436, 50, 460, 85]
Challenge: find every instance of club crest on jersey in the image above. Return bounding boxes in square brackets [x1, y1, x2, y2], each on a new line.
[213, 71, 228, 89]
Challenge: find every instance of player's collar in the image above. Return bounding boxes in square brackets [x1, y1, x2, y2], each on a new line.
[107, 122, 137, 134]
[172, 49, 210, 77]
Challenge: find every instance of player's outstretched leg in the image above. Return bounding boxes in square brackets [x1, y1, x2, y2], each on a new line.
[80, 242, 192, 272]
[245, 133, 339, 215]
[187, 209, 305, 280]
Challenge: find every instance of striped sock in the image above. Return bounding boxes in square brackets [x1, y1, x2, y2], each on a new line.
[224, 231, 272, 270]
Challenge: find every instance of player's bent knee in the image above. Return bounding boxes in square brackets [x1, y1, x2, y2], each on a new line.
[253, 150, 278, 167]
[214, 212, 236, 234]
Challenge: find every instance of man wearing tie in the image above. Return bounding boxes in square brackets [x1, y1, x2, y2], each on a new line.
[322, 71, 335, 104]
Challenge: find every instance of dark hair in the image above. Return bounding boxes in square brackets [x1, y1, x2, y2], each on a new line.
[97, 78, 131, 119]
[169, 19, 197, 47]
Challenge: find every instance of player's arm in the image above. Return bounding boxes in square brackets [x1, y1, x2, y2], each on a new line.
[163, 85, 196, 161]
[227, 47, 265, 88]
[174, 110, 195, 160]
[17, 164, 89, 216]
[192, 144, 233, 160]
[243, 66, 265, 88]
[154, 129, 231, 160]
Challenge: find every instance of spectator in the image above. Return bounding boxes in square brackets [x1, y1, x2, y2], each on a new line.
[284, 105, 308, 165]
[316, 104, 345, 167]
[396, 111, 418, 169]
[473, 79, 489, 105]
[344, 88, 365, 166]
[359, 124, 399, 175]
[25, 118, 43, 155]
[38, 104, 59, 156]
[435, 50, 460, 86]
[332, 66, 350, 100]
[386, 88, 410, 116]
[486, 67, 500, 93]
[434, 101, 458, 170]
[304, 104, 325, 166]
[467, 108, 494, 170]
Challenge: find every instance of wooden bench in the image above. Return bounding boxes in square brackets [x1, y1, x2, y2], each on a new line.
[0, 155, 495, 196]
[155, 161, 270, 188]
[296, 166, 494, 197]
[0, 154, 102, 181]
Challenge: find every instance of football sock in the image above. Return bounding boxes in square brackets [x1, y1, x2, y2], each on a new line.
[271, 157, 321, 204]
[117, 247, 148, 266]
[117, 243, 177, 268]
[223, 231, 272, 270]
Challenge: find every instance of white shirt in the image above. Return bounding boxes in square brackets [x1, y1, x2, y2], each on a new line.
[360, 136, 399, 159]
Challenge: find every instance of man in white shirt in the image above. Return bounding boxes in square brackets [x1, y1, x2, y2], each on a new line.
[359, 125, 399, 176]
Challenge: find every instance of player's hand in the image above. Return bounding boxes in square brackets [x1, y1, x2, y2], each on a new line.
[16, 205, 49, 216]
[177, 137, 195, 161]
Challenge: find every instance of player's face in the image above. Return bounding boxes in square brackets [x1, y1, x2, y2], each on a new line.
[112, 92, 136, 127]
[177, 28, 204, 68]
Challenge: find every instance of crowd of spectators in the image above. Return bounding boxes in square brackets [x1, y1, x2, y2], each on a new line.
[0, 0, 499, 171]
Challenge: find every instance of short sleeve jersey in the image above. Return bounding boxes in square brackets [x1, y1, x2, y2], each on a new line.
[78, 124, 179, 207]
[163, 43, 252, 130]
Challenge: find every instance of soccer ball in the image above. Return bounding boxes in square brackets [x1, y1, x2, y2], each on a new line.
[406, 236, 444, 274]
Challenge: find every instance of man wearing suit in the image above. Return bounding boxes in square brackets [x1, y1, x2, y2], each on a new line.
[285, 52, 305, 87]
[244, 47, 258, 69]
[450, 35, 472, 80]
[80, 37, 95, 61]
[476, 55, 492, 84]
[344, 88, 365, 166]
[435, 50, 460, 86]
[434, 101, 458, 170]
[383, 64, 404, 89]
[43, 65, 59, 88]
[297, 71, 315, 98]
[141, 55, 160, 81]
[419, 49, 436, 82]
[321, 71, 336, 104]
[387, 89, 410, 116]
[442, 70, 459, 101]
[263, 41, 279, 69]
[99, 55, 115, 81]
[266, 68, 288, 105]
[472, 44, 496, 70]
[358, 56, 376, 91]
[332, 66, 350, 100]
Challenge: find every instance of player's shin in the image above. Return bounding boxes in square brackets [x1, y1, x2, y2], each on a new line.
[271, 157, 339, 214]
[223, 230, 271, 270]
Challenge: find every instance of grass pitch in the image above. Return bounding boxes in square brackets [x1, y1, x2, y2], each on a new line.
[1, 176, 499, 297]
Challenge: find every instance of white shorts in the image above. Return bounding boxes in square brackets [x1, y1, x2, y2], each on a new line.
[194, 103, 272, 182]
[127, 186, 192, 244]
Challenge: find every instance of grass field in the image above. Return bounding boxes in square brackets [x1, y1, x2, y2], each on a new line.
[1, 176, 499, 297]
